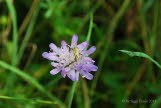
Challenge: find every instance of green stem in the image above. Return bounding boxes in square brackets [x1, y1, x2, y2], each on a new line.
[86, 13, 93, 42]
[6, 0, 18, 66]
[4, 1, 39, 95]
[68, 82, 77, 108]
[4, 0, 18, 95]
[0, 95, 57, 105]
[67, 11, 94, 108]
[0, 60, 65, 108]
[17, 7, 39, 64]
[91, 0, 131, 93]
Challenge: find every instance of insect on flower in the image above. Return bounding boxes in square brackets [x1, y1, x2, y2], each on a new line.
[42, 35, 98, 81]
[73, 47, 80, 62]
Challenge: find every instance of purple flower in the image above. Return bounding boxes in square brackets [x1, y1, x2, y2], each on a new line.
[42, 35, 98, 81]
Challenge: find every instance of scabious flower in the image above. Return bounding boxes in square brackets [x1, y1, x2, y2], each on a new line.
[42, 35, 98, 81]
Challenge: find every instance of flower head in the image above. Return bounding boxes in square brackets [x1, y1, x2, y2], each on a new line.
[42, 35, 98, 81]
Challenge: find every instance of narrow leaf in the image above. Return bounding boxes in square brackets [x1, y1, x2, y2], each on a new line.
[0, 61, 65, 108]
[119, 50, 161, 69]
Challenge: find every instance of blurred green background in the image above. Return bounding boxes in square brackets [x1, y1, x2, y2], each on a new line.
[0, 0, 161, 108]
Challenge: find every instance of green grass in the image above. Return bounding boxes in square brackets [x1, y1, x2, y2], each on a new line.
[0, 60, 65, 108]
[0, 0, 161, 108]
[4, 0, 19, 96]
[119, 50, 161, 69]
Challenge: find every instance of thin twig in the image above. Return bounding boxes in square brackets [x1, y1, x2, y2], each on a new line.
[24, 43, 37, 70]
[18, 0, 39, 37]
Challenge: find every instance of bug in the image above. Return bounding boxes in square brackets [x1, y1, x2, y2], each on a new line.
[73, 47, 80, 62]
[65, 47, 80, 68]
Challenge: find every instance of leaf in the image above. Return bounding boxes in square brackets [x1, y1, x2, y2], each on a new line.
[119, 50, 161, 69]
[6, 0, 18, 65]
[0, 61, 65, 108]
[0, 95, 56, 105]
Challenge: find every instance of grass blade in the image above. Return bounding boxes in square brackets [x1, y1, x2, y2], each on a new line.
[4, 0, 19, 95]
[119, 50, 161, 69]
[0, 60, 66, 108]
[86, 13, 93, 42]
[0, 95, 57, 105]
[6, 0, 18, 66]
[91, 0, 131, 93]
[17, 6, 39, 64]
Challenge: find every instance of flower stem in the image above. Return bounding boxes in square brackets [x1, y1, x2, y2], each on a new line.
[68, 82, 77, 108]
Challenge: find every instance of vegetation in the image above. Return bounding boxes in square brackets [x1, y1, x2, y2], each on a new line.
[0, 0, 161, 108]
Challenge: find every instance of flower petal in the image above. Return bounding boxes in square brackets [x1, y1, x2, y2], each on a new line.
[71, 35, 78, 47]
[42, 52, 58, 61]
[42, 52, 57, 61]
[80, 71, 93, 80]
[51, 62, 59, 67]
[78, 41, 89, 50]
[48, 56, 59, 61]
[86, 46, 96, 55]
[61, 40, 67, 47]
[75, 71, 79, 81]
[67, 70, 79, 81]
[61, 68, 66, 78]
[83, 64, 98, 72]
[42, 52, 49, 58]
[83, 57, 95, 63]
[67, 70, 75, 81]
[49, 43, 57, 51]
[76, 64, 83, 70]
[50, 68, 60, 75]
[61, 67, 70, 78]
